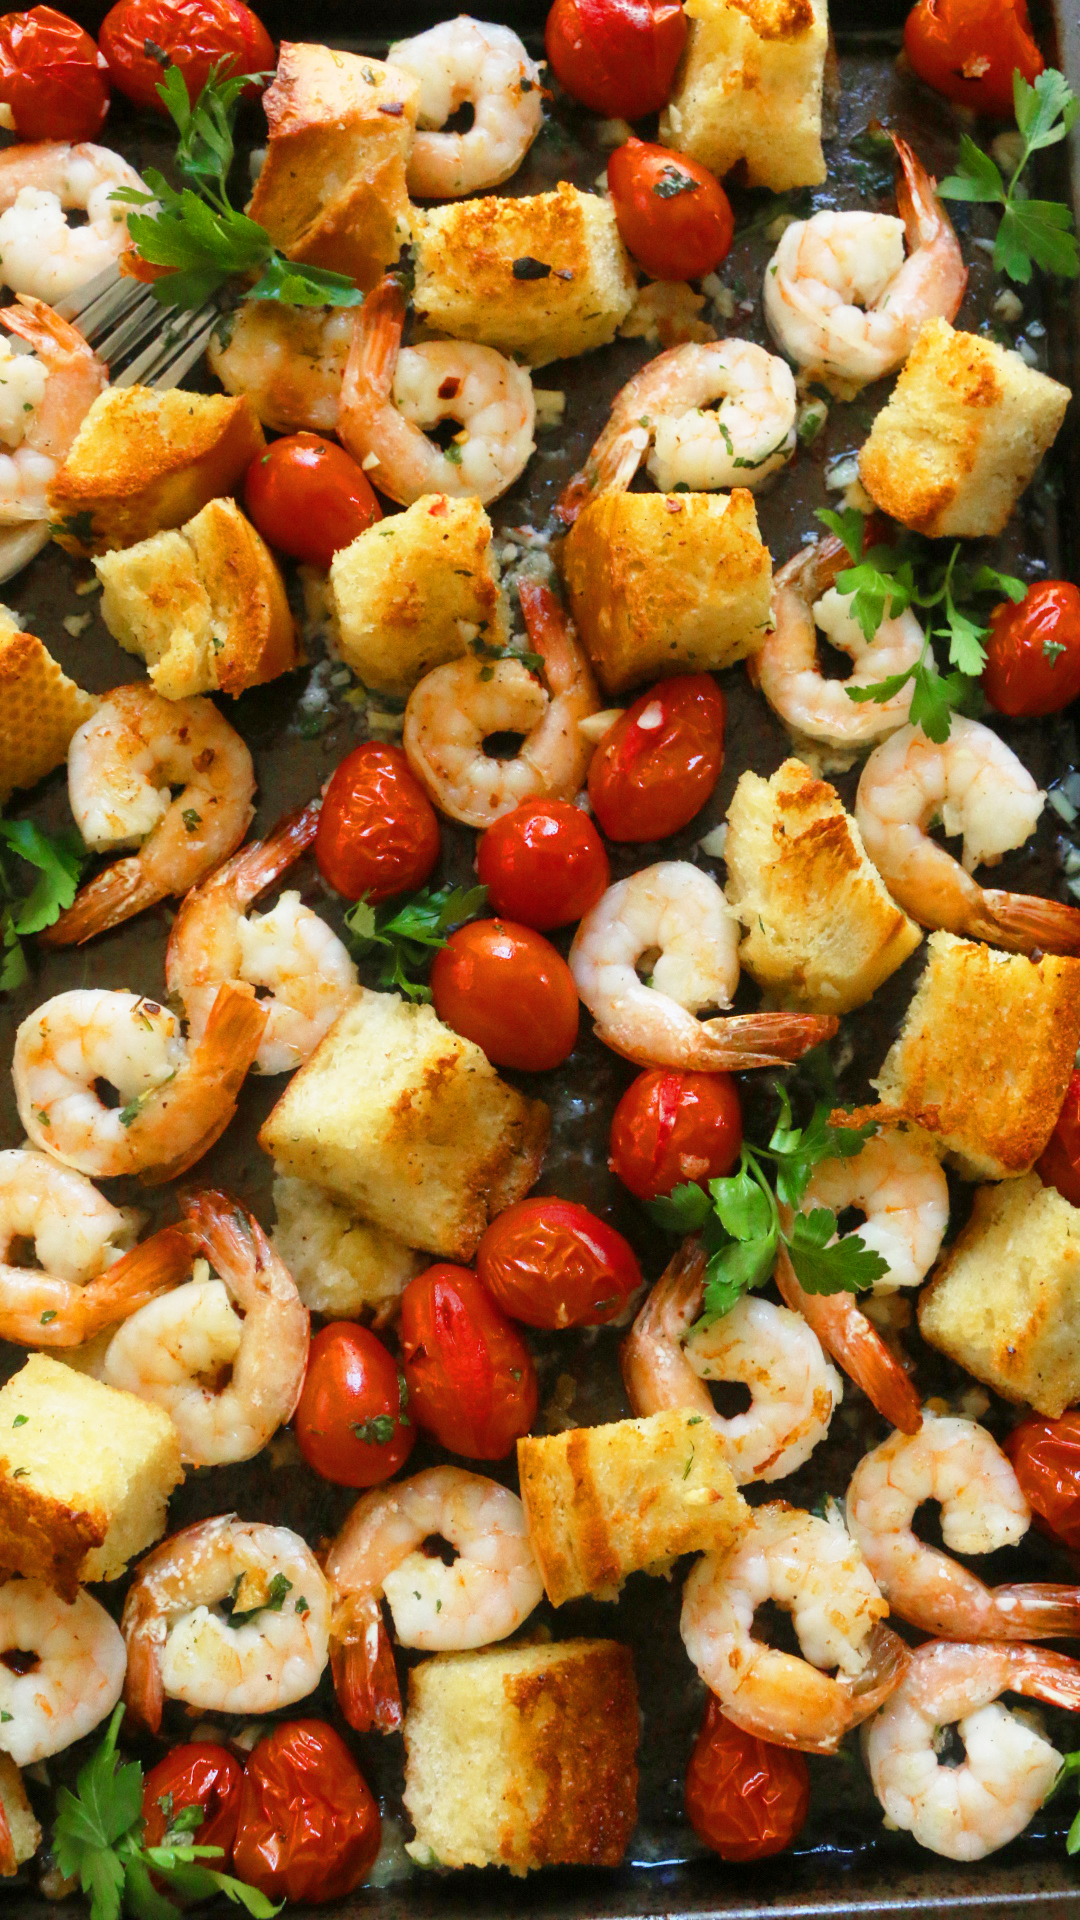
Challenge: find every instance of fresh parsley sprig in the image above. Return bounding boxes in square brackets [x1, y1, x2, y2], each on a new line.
[646, 1091, 887, 1323]
[1046, 1750, 1080, 1853]
[938, 68, 1079, 284]
[0, 816, 86, 990]
[345, 882, 488, 1001]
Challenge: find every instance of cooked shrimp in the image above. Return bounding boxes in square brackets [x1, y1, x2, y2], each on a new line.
[681, 1501, 910, 1753]
[207, 302, 353, 434]
[389, 17, 543, 196]
[558, 338, 796, 523]
[0, 1578, 126, 1764]
[0, 142, 147, 301]
[102, 1190, 309, 1467]
[775, 1248, 922, 1436]
[44, 685, 255, 945]
[864, 1640, 1080, 1861]
[403, 578, 599, 827]
[763, 135, 966, 388]
[339, 275, 535, 506]
[166, 801, 358, 1077]
[568, 861, 836, 1071]
[0, 295, 107, 524]
[847, 1418, 1080, 1641]
[123, 1515, 330, 1732]
[855, 717, 1080, 954]
[325, 1466, 543, 1732]
[14, 984, 267, 1183]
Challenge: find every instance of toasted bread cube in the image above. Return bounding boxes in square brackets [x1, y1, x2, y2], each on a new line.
[873, 932, 1080, 1180]
[919, 1173, 1080, 1417]
[208, 303, 353, 435]
[248, 44, 418, 289]
[518, 1413, 748, 1607]
[259, 990, 549, 1260]
[0, 1755, 40, 1875]
[660, 0, 828, 190]
[560, 488, 771, 696]
[725, 759, 922, 1013]
[330, 494, 508, 699]
[859, 319, 1070, 539]
[403, 1639, 638, 1873]
[0, 1356, 182, 1597]
[412, 183, 636, 368]
[271, 1174, 422, 1318]
[0, 624, 95, 802]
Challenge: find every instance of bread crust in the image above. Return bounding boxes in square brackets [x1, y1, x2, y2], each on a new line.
[660, 0, 828, 190]
[0, 624, 96, 803]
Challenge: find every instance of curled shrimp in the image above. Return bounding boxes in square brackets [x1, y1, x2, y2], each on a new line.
[208, 303, 353, 434]
[0, 1578, 126, 1765]
[847, 1417, 1080, 1641]
[680, 1501, 909, 1753]
[166, 801, 358, 1077]
[568, 861, 836, 1071]
[14, 984, 267, 1183]
[0, 295, 107, 527]
[622, 1239, 842, 1484]
[775, 1248, 922, 1436]
[339, 275, 535, 506]
[763, 135, 966, 389]
[0, 142, 147, 302]
[403, 578, 599, 827]
[44, 685, 255, 946]
[325, 1466, 544, 1732]
[855, 716, 1080, 955]
[864, 1640, 1080, 1861]
[389, 17, 543, 196]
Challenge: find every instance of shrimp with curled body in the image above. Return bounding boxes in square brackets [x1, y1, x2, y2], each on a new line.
[208, 303, 353, 435]
[0, 142, 147, 302]
[389, 17, 542, 196]
[0, 1578, 126, 1764]
[0, 295, 106, 533]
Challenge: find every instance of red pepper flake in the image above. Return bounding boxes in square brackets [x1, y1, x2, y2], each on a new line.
[437, 376, 461, 400]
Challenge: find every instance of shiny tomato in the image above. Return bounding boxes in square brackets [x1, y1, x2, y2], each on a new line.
[476, 800, 610, 930]
[609, 1068, 743, 1201]
[903, 0, 1043, 117]
[232, 1721, 380, 1905]
[99, 0, 274, 110]
[1036, 1068, 1080, 1207]
[477, 1197, 642, 1328]
[685, 1695, 810, 1862]
[983, 581, 1080, 719]
[243, 434, 381, 572]
[544, 0, 686, 119]
[608, 138, 734, 281]
[0, 6, 108, 139]
[588, 675, 726, 843]
[316, 742, 440, 904]
[400, 1265, 537, 1459]
[141, 1743, 244, 1864]
[294, 1323, 414, 1487]
[1005, 1410, 1080, 1552]
[430, 920, 579, 1072]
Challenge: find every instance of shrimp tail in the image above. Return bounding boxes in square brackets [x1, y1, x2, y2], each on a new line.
[121, 1614, 166, 1733]
[330, 1593, 403, 1734]
[0, 292, 94, 366]
[889, 132, 967, 318]
[10, 1221, 195, 1348]
[621, 1239, 706, 1414]
[555, 428, 645, 527]
[0, 1790, 15, 1879]
[194, 799, 322, 917]
[970, 889, 1080, 958]
[985, 1585, 1080, 1641]
[695, 1012, 840, 1070]
[775, 1246, 922, 1435]
[40, 857, 164, 947]
[179, 1187, 274, 1285]
[1009, 1642, 1080, 1711]
[138, 984, 268, 1187]
[338, 274, 404, 465]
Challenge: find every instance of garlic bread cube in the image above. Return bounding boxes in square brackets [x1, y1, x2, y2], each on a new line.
[660, 0, 828, 190]
[271, 1174, 422, 1318]
[0, 624, 95, 803]
[0, 1756, 39, 1875]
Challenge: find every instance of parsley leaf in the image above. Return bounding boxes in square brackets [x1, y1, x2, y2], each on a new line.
[345, 883, 488, 1001]
[225, 1570, 292, 1627]
[938, 68, 1079, 284]
[1045, 1749, 1080, 1853]
[0, 815, 87, 987]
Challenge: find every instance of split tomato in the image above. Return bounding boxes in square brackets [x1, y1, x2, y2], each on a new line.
[400, 1265, 537, 1459]
[141, 1743, 244, 1864]
[685, 1695, 810, 1861]
[0, 6, 109, 140]
[99, 0, 274, 109]
[903, 0, 1043, 117]
[477, 1196, 642, 1327]
[588, 675, 725, 842]
[232, 1721, 380, 1905]
[609, 1068, 742, 1200]
[315, 742, 440, 904]
[1005, 1410, 1080, 1554]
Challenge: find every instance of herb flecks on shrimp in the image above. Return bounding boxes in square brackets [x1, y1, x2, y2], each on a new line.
[938, 68, 1079, 285]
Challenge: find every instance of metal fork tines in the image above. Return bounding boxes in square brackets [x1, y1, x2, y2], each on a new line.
[52, 263, 218, 391]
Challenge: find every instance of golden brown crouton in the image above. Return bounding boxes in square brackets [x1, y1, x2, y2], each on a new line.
[403, 1639, 638, 1873]
[919, 1174, 1080, 1417]
[660, 0, 828, 190]
[248, 44, 418, 289]
[330, 494, 508, 699]
[0, 1755, 40, 1875]
[0, 624, 95, 803]
[259, 989, 549, 1260]
[412, 183, 637, 367]
[0, 1356, 182, 1598]
[518, 1413, 748, 1607]
[873, 932, 1080, 1180]
[725, 759, 922, 1013]
[859, 319, 1070, 538]
[560, 488, 772, 696]
[271, 1173, 422, 1318]
[94, 497, 299, 700]
[49, 388, 265, 557]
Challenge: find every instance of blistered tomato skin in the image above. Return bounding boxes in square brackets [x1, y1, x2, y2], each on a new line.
[430, 919, 579, 1072]
[0, 7, 109, 141]
[1036, 1069, 1080, 1208]
[400, 1265, 538, 1459]
[294, 1323, 415, 1487]
[544, 0, 686, 120]
[903, 0, 1043, 117]
[1005, 1411, 1080, 1553]
[588, 676, 726, 842]
[232, 1721, 381, 1905]
[477, 1196, 642, 1328]
[608, 138, 734, 282]
[243, 434, 382, 572]
[476, 800, 610, 930]
[983, 582, 1080, 719]
[685, 1695, 811, 1862]
[609, 1068, 742, 1201]
[316, 743, 440, 904]
[141, 1743, 244, 1863]
[99, 0, 275, 110]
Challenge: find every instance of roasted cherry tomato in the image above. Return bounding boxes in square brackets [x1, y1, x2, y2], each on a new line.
[607, 138, 734, 282]
[400, 1265, 537, 1459]
[588, 675, 726, 843]
[100, 0, 274, 110]
[0, 7, 109, 140]
[232, 1721, 380, 1905]
[685, 1695, 811, 1862]
[544, 0, 686, 119]
[243, 434, 381, 572]
[1005, 1410, 1080, 1553]
[477, 1196, 642, 1328]
[476, 800, 610, 930]
[1036, 1068, 1080, 1207]
[609, 1068, 742, 1201]
[315, 742, 440, 904]
[903, 0, 1043, 117]
[141, 1743, 244, 1864]
[431, 919, 579, 1072]
[294, 1323, 415, 1487]
[982, 581, 1080, 719]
